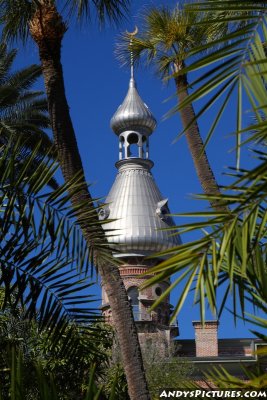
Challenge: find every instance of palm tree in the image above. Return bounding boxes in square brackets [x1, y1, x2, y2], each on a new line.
[0, 139, 103, 358]
[0, 2, 150, 399]
[138, 2, 267, 388]
[0, 138, 121, 399]
[117, 5, 227, 211]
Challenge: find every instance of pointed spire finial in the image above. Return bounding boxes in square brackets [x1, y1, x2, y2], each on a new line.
[126, 26, 138, 81]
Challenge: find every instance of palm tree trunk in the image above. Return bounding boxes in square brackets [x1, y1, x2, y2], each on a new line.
[29, 5, 150, 400]
[174, 66, 227, 212]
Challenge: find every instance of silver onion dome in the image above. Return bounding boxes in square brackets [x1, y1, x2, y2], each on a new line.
[110, 77, 157, 136]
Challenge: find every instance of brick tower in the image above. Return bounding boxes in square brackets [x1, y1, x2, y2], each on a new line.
[99, 64, 180, 346]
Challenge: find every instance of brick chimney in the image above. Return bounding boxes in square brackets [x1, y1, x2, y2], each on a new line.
[193, 320, 219, 357]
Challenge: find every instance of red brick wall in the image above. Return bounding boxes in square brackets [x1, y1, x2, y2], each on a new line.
[193, 321, 219, 357]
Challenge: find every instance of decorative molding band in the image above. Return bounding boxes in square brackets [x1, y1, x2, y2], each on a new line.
[119, 266, 150, 276]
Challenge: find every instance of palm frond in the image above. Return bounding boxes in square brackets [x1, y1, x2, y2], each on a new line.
[0, 138, 111, 359]
[0, 43, 56, 187]
[171, 2, 267, 162]
[1, 346, 116, 399]
[0, 1, 34, 43]
[0, 45, 17, 84]
[6, 64, 43, 92]
[0, 0, 129, 45]
[142, 148, 267, 324]
[116, 4, 224, 79]
[65, 0, 130, 25]
[206, 363, 267, 390]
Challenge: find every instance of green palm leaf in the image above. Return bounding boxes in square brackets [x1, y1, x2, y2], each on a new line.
[0, 0, 130, 43]
[65, 0, 129, 25]
[142, 148, 267, 325]
[1, 346, 119, 399]
[0, 43, 53, 154]
[0, 138, 112, 360]
[172, 2, 267, 165]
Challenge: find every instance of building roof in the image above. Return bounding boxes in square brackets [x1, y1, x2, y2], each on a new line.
[175, 337, 263, 358]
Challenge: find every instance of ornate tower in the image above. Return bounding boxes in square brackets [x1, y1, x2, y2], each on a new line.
[100, 67, 181, 346]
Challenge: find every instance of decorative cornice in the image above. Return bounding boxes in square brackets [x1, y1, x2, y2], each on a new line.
[115, 158, 154, 172]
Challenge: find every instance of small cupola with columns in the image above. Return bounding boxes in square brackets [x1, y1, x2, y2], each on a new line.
[110, 68, 156, 160]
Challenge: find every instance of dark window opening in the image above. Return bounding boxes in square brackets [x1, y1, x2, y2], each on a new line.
[127, 133, 139, 144]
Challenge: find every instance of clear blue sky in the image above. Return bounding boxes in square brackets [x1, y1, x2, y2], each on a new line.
[13, 0, 257, 339]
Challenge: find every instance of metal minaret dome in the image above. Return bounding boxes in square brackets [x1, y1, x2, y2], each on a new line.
[99, 65, 181, 257]
[110, 76, 157, 137]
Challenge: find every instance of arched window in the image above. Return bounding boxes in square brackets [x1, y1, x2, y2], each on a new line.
[127, 286, 139, 321]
